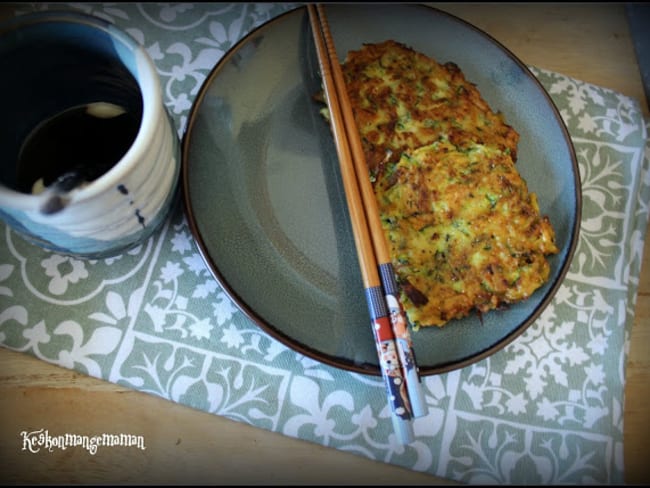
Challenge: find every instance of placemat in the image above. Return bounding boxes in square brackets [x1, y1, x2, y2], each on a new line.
[1, 3, 649, 484]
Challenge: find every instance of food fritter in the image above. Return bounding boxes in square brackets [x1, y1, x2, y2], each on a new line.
[321, 40, 558, 327]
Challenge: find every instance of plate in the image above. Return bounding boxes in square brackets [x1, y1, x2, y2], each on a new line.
[182, 4, 581, 376]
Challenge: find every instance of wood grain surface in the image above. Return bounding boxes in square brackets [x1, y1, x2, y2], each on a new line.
[1, 3, 648, 484]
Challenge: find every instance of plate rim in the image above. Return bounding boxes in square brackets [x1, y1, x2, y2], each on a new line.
[181, 4, 582, 377]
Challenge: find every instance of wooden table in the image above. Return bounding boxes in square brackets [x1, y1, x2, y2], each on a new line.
[1, 3, 648, 484]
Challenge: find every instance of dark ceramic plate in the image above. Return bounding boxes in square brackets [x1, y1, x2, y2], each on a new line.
[182, 4, 581, 376]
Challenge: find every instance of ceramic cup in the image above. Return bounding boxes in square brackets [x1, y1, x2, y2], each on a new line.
[0, 11, 180, 258]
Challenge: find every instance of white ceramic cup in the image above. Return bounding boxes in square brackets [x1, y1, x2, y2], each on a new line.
[0, 11, 180, 258]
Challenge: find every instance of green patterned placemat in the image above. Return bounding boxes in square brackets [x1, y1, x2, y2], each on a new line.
[1, 3, 649, 484]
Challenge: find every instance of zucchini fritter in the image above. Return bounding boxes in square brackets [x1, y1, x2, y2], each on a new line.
[324, 40, 558, 327]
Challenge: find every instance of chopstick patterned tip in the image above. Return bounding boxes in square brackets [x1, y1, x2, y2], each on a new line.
[365, 285, 412, 420]
[366, 285, 415, 444]
[379, 264, 427, 418]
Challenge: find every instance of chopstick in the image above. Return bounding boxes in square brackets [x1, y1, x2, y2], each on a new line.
[307, 5, 413, 444]
[308, 5, 427, 421]
[308, 4, 426, 443]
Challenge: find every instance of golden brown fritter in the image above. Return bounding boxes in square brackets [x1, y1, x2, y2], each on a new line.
[323, 40, 558, 327]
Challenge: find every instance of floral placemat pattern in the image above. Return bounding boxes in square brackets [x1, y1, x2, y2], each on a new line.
[1, 3, 649, 484]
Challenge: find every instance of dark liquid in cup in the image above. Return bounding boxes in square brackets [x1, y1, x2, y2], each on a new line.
[15, 103, 141, 194]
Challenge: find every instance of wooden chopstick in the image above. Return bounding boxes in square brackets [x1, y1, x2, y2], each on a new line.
[310, 4, 427, 421]
[307, 5, 413, 445]
[308, 4, 425, 444]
